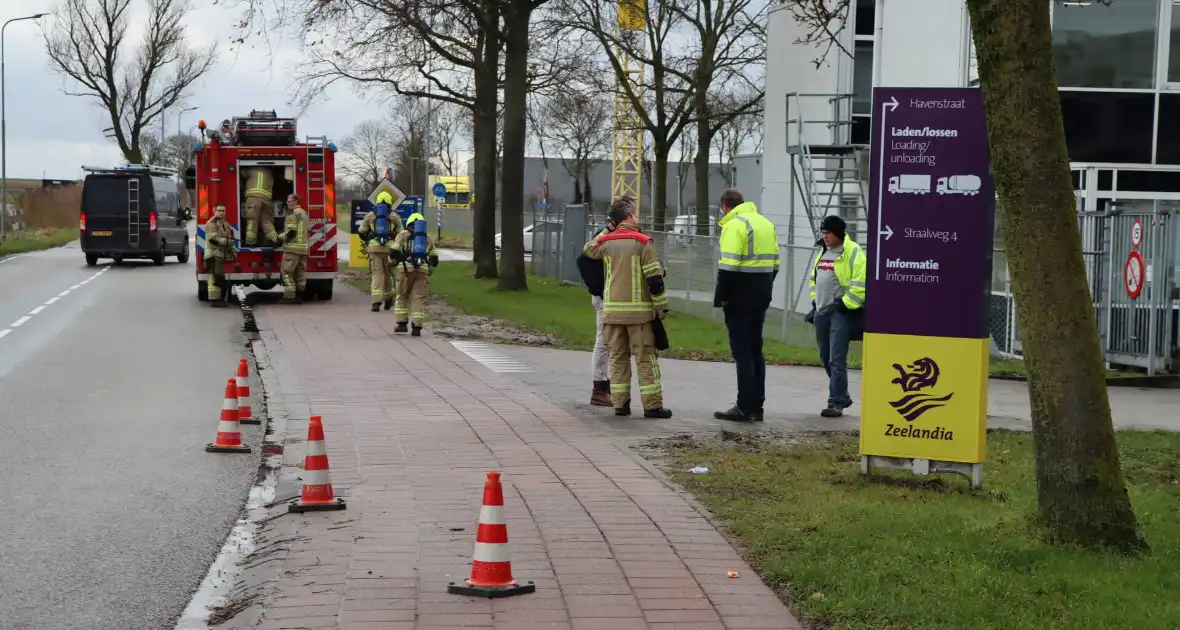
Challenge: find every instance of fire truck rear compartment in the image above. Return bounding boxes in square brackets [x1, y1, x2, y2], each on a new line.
[237, 161, 294, 248]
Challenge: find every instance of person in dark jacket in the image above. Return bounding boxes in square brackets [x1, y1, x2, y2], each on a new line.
[577, 222, 613, 406]
[712, 188, 780, 423]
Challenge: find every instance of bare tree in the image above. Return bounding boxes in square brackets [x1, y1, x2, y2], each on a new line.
[785, 0, 1146, 552]
[340, 120, 395, 194]
[43, 0, 216, 164]
[537, 88, 611, 206]
[675, 131, 696, 216]
[552, 0, 697, 230]
[711, 86, 764, 185]
[431, 101, 466, 175]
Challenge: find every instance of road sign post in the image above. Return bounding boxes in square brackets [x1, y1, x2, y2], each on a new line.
[348, 200, 370, 269]
[861, 87, 996, 488]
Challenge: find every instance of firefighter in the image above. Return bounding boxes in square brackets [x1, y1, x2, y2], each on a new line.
[277, 193, 310, 304]
[204, 202, 237, 308]
[216, 119, 236, 146]
[582, 197, 673, 418]
[240, 165, 279, 247]
[358, 191, 404, 312]
[390, 212, 439, 336]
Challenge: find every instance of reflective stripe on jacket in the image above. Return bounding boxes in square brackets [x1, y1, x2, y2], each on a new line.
[718, 202, 779, 273]
[809, 235, 867, 310]
[583, 224, 667, 325]
[282, 208, 310, 255]
[243, 167, 274, 200]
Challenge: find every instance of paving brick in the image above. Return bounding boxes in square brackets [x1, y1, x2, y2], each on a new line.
[247, 295, 802, 630]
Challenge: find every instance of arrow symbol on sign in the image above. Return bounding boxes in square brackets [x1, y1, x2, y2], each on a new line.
[880, 225, 893, 240]
[884, 96, 899, 112]
[874, 96, 899, 280]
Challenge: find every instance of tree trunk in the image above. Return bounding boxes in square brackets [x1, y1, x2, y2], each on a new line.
[471, 1, 500, 279]
[651, 141, 671, 231]
[497, 0, 531, 291]
[694, 118, 715, 237]
[573, 177, 583, 204]
[584, 169, 592, 209]
[966, 0, 1146, 552]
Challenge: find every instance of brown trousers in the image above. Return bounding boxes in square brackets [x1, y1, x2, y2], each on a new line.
[280, 252, 307, 299]
[394, 267, 429, 325]
[207, 257, 227, 301]
[369, 252, 394, 303]
[604, 322, 663, 410]
[244, 197, 276, 245]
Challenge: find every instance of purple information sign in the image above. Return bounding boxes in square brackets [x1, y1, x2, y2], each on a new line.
[866, 87, 996, 340]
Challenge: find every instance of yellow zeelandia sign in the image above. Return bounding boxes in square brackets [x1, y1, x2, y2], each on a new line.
[860, 333, 988, 463]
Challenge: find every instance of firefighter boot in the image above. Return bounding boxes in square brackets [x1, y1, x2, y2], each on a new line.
[411, 325, 423, 337]
[614, 402, 631, 417]
[590, 381, 612, 407]
[394, 321, 409, 334]
[383, 298, 394, 311]
[210, 299, 228, 308]
[644, 407, 674, 419]
[371, 303, 380, 312]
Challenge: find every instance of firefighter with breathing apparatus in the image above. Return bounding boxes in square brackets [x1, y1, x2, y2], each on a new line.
[358, 191, 404, 312]
[390, 211, 439, 336]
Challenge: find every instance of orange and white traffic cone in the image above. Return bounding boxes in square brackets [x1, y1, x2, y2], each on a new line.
[448, 472, 535, 598]
[236, 358, 260, 425]
[206, 378, 252, 453]
[288, 416, 346, 513]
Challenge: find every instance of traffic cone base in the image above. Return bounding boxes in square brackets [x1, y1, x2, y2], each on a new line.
[449, 472, 533, 599]
[207, 378, 252, 454]
[237, 358, 261, 425]
[288, 416, 347, 513]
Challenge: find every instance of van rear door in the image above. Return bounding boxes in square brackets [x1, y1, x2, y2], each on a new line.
[81, 174, 153, 250]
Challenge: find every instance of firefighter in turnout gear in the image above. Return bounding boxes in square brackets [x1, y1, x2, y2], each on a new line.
[204, 202, 237, 307]
[390, 212, 439, 336]
[278, 193, 310, 304]
[582, 198, 673, 419]
[240, 165, 278, 246]
[358, 191, 404, 311]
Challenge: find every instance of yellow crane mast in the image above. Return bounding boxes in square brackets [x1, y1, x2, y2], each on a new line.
[612, 0, 645, 219]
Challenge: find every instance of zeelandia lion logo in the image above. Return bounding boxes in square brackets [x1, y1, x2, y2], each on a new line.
[889, 357, 954, 422]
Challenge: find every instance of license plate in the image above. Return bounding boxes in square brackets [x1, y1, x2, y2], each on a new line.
[92, 231, 112, 236]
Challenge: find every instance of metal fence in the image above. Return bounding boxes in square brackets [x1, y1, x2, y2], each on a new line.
[528, 202, 1180, 373]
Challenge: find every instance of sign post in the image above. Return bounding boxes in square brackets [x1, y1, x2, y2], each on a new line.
[861, 87, 996, 488]
[349, 177, 409, 269]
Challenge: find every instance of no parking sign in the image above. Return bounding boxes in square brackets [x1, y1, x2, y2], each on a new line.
[1125, 250, 1145, 300]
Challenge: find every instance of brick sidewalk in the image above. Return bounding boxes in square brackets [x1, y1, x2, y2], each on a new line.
[251, 286, 803, 630]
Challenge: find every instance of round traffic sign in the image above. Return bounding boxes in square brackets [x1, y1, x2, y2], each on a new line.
[432, 182, 447, 197]
[1125, 250, 1145, 299]
[1131, 219, 1143, 248]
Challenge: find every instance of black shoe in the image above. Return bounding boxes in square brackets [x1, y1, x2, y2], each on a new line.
[383, 299, 394, 311]
[714, 406, 758, 422]
[394, 322, 409, 333]
[614, 403, 631, 417]
[278, 297, 298, 305]
[820, 405, 844, 418]
[644, 407, 673, 419]
[411, 325, 423, 337]
[371, 303, 381, 312]
[210, 300, 228, 308]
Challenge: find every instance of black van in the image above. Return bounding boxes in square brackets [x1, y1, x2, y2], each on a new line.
[79, 164, 193, 266]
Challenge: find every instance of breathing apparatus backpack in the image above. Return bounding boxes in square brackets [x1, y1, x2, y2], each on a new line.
[374, 202, 393, 244]
[410, 218, 429, 267]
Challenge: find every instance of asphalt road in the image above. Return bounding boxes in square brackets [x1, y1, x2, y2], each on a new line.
[0, 240, 261, 629]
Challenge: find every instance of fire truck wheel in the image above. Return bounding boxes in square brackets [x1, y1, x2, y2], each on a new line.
[310, 279, 333, 301]
[197, 280, 209, 302]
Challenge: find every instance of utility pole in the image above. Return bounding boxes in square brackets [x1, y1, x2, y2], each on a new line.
[1, 13, 47, 240]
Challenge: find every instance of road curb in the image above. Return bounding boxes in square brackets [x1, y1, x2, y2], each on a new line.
[173, 293, 305, 629]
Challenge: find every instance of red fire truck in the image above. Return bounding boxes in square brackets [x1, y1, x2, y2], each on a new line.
[185, 109, 339, 301]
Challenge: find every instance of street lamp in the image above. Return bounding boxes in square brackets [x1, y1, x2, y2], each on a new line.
[1, 12, 47, 240]
[178, 106, 197, 137]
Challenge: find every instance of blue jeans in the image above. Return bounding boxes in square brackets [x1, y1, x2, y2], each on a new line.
[814, 309, 852, 408]
[724, 306, 767, 412]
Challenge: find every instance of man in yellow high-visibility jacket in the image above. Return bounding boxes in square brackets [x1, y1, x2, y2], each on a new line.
[806, 214, 866, 418]
[712, 188, 780, 424]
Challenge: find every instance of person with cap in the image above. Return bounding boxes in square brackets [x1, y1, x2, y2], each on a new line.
[806, 214, 867, 418]
[712, 188, 780, 423]
[358, 190, 405, 311]
[577, 220, 614, 407]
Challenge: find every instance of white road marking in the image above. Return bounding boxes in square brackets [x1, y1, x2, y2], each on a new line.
[0, 254, 27, 264]
[449, 340, 532, 373]
[0, 267, 109, 343]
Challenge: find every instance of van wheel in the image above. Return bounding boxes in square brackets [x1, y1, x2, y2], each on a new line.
[177, 239, 190, 263]
[85, 254, 98, 267]
[152, 243, 166, 266]
[197, 280, 208, 301]
[113, 257, 124, 266]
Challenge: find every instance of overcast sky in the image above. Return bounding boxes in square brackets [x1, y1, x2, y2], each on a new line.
[2, 1, 382, 180]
